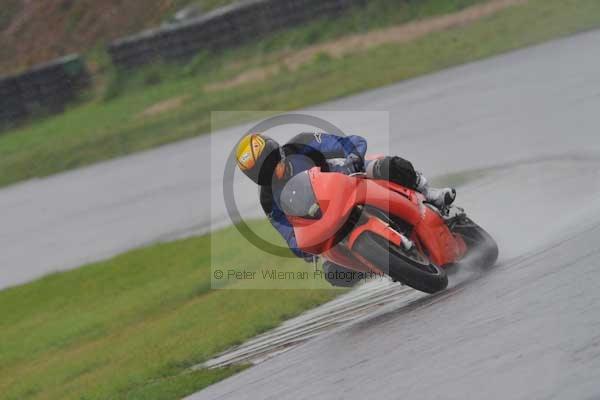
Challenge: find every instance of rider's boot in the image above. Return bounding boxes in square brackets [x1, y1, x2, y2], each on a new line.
[416, 172, 456, 209]
[322, 261, 364, 287]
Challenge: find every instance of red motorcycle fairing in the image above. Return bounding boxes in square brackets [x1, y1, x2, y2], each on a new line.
[289, 168, 466, 268]
[366, 178, 467, 266]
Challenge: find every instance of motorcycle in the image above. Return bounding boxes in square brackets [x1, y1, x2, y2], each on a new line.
[280, 165, 498, 293]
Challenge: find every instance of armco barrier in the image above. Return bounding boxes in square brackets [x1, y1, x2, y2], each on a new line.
[109, 0, 366, 69]
[0, 54, 90, 129]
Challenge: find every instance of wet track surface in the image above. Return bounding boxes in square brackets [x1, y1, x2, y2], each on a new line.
[198, 280, 421, 369]
[1, 28, 600, 399]
[188, 221, 600, 400]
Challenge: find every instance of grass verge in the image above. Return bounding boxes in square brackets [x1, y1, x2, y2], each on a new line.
[0, 220, 340, 400]
[1, 0, 600, 188]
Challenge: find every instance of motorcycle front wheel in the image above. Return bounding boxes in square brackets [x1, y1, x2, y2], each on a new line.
[353, 232, 448, 294]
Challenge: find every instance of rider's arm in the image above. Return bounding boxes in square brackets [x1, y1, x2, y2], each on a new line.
[319, 133, 367, 161]
[269, 205, 311, 258]
[289, 132, 367, 161]
[260, 187, 313, 259]
[318, 133, 367, 174]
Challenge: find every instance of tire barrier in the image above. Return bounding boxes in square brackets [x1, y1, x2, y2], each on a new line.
[0, 54, 90, 130]
[108, 0, 366, 69]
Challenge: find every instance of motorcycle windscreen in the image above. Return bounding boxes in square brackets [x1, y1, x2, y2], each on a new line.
[280, 171, 322, 219]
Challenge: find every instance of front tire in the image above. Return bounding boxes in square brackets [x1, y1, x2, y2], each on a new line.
[353, 232, 448, 294]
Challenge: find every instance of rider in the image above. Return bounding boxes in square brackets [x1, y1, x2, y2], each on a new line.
[235, 132, 456, 287]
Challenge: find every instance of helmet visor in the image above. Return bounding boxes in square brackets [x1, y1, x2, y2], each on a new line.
[280, 171, 321, 219]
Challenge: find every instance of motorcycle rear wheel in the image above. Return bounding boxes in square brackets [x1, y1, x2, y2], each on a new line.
[353, 232, 448, 294]
[452, 218, 499, 268]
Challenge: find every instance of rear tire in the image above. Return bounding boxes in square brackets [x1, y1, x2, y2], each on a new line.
[353, 232, 448, 294]
[453, 219, 498, 268]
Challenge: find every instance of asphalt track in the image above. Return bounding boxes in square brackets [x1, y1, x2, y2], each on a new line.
[1, 27, 600, 399]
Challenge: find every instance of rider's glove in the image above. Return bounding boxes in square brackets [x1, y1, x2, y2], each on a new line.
[342, 153, 364, 174]
[325, 155, 364, 174]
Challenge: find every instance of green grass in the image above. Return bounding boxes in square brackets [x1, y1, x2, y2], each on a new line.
[0, 219, 340, 400]
[2, 0, 600, 188]
[235, 0, 486, 54]
[100, 0, 488, 100]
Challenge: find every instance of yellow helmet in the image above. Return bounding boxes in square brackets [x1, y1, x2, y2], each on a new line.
[235, 133, 281, 185]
